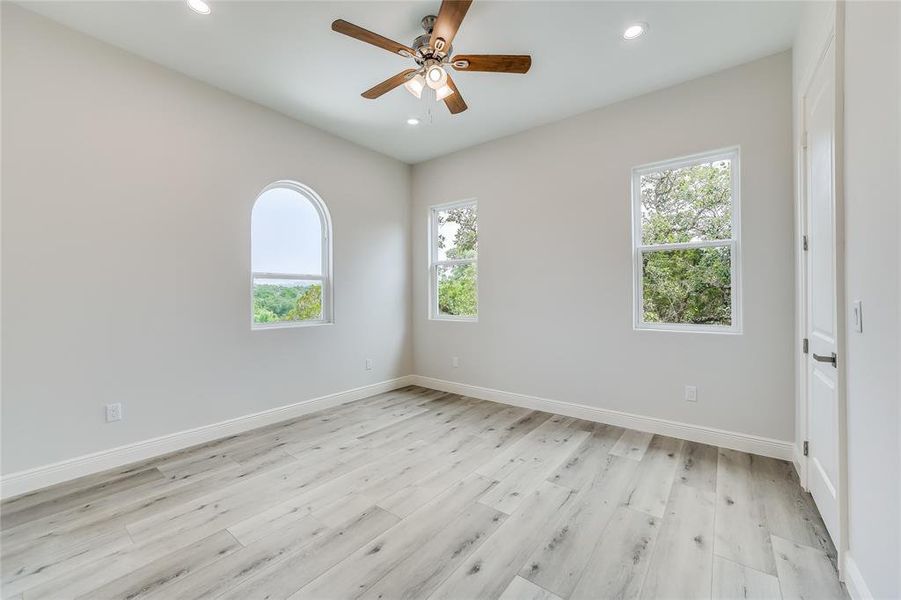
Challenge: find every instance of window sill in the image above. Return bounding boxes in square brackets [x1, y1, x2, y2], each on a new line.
[252, 321, 334, 331]
[634, 323, 742, 335]
[429, 316, 479, 323]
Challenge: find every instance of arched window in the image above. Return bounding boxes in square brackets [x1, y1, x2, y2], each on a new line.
[251, 181, 332, 328]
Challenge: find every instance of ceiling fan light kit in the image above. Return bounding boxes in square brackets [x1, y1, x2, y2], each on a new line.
[332, 0, 532, 115]
[435, 84, 455, 101]
[404, 73, 426, 99]
[425, 63, 448, 89]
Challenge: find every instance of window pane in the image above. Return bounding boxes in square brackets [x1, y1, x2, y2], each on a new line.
[642, 246, 731, 326]
[253, 278, 322, 324]
[640, 159, 732, 244]
[252, 187, 322, 275]
[437, 263, 477, 318]
[435, 204, 477, 261]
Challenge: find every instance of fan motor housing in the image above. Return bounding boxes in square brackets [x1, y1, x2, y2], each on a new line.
[412, 15, 451, 62]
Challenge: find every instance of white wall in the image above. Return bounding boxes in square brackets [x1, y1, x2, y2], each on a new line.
[411, 52, 795, 442]
[842, 2, 900, 597]
[0, 5, 412, 475]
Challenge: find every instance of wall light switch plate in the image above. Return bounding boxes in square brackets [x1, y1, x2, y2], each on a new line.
[685, 385, 698, 403]
[452, 356, 459, 368]
[852, 301, 863, 333]
[106, 403, 123, 422]
[365, 358, 373, 371]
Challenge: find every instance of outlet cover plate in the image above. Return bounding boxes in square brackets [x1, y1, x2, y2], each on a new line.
[106, 403, 123, 422]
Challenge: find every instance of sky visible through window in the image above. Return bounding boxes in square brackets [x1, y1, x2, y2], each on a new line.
[436, 219, 460, 261]
[252, 187, 322, 275]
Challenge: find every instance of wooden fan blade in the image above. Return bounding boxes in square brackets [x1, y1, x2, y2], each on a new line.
[332, 19, 414, 57]
[443, 74, 467, 114]
[362, 69, 418, 99]
[450, 54, 531, 73]
[429, 0, 472, 54]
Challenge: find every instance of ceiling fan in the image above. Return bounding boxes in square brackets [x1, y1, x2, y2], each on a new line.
[332, 0, 531, 115]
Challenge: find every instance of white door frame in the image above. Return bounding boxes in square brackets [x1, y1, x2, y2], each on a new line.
[796, 3, 849, 580]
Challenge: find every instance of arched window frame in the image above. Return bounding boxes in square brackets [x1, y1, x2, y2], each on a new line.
[251, 180, 333, 329]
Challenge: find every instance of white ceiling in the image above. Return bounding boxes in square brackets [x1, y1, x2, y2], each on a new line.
[21, 1, 800, 164]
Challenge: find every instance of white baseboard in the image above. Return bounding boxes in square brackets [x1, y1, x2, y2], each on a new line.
[0, 376, 415, 500]
[411, 375, 794, 461]
[843, 553, 874, 600]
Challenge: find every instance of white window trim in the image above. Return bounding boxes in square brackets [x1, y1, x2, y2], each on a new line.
[251, 180, 334, 330]
[429, 199, 478, 322]
[631, 146, 742, 334]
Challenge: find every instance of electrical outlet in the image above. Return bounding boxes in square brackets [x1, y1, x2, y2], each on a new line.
[365, 358, 373, 371]
[684, 385, 698, 403]
[452, 356, 459, 368]
[852, 301, 863, 333]
[106, 403, 123, 422]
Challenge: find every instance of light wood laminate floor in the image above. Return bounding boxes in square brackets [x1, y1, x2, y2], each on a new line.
[1, 386, 845, 600]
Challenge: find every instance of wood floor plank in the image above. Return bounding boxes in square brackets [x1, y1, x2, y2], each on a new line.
[476, 415, 581, 479]
[714, 449, 778, 575]
[569, 506, 661, 600]
[752, 455, 836, 564]
[712, 555, 782, 600]
[477, 410, 551, 453]
[546, 423, 624, 491]
[126, 438, 417, 546]
[520, 454, 640, 598]
[156, 449, 240, 480]
[295, 475, 500, 600]
[322, 430, 492, 522]
[224, 441, 426, 544]
[676, 441, 719, 493]
[2, 449, 295, 560]
[771, 535, 846, 600]
[141, 516, 329, 600]
[610, 430, 655, 461]
[1, 468, 166, 530]
[310, 432, 490, 526]
[75, 529, 241, 600]
[499, 576, 564, 600]
[1, 526, 134, 597]
[640, 482, 716, 600]
[479, 420, 590, 514]
[20, 502, 308, 600]
[217, 507, 400, 600]
[621, 435, 684, 518]
[428, 481, 577, 600]
[376, 436, 496, 518]
[1, 462, 165, 520]
[360, 502, 506, 600]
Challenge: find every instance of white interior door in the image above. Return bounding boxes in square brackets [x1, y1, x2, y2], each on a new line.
[804, 38, 840, 542]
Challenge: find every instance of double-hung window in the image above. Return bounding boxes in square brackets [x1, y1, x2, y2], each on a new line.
[632, 147, 741, 333]
[251, 181, 333, 329]
[430, 200, 478, 321]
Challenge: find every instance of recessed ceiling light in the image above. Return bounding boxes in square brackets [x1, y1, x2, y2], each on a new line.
[187, 0, 211, 15]
[623, 23, 647, 40]
[406, 118, 420, 126]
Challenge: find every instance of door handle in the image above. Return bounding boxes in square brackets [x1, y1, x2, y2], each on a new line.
[812, 352, 837, 367]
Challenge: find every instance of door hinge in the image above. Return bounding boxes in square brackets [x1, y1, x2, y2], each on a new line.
[802, 235, 809, 251]
[802, 131, 809, 150]
[803, 338, 809, 354]
[803, 441, 809, 456]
